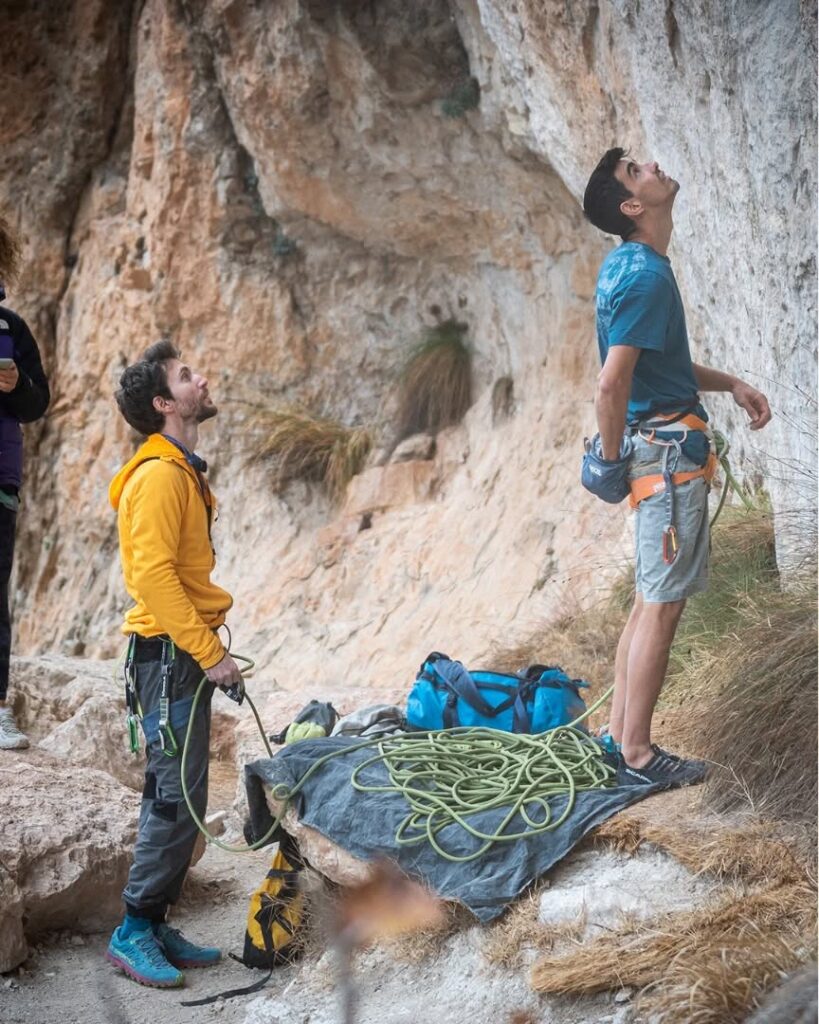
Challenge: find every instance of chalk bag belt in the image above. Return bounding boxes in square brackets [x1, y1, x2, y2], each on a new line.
[123, 634, 141, 754]
[158, 637, 179, 758]
[628, 412, 718, 565]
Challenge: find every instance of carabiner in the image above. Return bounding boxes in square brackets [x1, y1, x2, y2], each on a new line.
[158, 717, 179, 757]
[662, 525, 679, 565]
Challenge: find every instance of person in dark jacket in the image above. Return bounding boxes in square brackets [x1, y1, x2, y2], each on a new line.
[0, 216, 50, 749]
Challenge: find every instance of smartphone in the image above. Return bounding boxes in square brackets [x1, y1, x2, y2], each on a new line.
[0, 358, 14, 370]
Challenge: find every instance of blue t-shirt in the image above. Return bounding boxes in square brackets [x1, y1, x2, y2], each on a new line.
[595, 242, 700, 421]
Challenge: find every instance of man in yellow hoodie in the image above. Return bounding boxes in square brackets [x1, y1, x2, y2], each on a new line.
[106, 340, 243, 988]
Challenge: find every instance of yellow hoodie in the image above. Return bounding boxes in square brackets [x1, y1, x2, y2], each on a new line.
[109, 434, 232, 669]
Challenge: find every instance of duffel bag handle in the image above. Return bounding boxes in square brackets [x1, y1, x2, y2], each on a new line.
[419, 650, 450, 675]
[521, 664, 589, 691]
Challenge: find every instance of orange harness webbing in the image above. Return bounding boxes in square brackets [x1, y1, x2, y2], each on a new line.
[628, 413, 715, 510]
[629, 451, 718, 509]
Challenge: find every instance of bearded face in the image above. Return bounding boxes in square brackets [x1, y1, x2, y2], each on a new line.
[162, 359, 218, 424]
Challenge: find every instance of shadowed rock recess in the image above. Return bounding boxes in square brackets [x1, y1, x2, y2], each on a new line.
[2, 3, 815, 686]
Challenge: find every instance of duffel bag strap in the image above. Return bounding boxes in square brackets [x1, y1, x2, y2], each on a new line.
[431, 661, 500, 723]
[511, 687, 532, 734]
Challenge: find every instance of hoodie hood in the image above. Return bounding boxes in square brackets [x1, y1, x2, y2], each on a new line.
[109, 433, 194, 510]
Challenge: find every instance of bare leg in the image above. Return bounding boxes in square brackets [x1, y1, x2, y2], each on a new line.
[608, 594, 644, 743]
[620, 598, 686, 768]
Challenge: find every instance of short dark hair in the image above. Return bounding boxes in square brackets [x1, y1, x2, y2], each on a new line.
[115, 340, 179, 435]
[583, 147, 636, 240]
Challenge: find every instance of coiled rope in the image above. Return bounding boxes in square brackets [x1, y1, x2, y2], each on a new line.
[350, 720, 615, 863]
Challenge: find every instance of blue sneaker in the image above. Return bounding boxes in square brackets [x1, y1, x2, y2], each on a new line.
[106, 925, 184, 988]
[154, 923, 221, 969]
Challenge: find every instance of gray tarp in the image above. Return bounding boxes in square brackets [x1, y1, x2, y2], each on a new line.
[244, 736, 663, 922]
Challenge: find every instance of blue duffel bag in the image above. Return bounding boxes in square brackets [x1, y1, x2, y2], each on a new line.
[406, 652, 589, 734]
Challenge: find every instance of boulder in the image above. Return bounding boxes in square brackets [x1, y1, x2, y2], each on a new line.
[12, 655, 144, 791]
[0, 749, 138, 971]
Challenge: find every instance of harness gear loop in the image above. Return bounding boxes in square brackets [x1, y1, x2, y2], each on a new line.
[158, 638, 179, 758]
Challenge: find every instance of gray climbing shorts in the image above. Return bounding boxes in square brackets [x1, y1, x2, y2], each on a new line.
[629, 434, 710, 604]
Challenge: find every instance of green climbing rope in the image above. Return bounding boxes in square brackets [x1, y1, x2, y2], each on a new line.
[711, 428, 753, 528]
[350, 724, 614, 863]
[180, 662, 616, 860]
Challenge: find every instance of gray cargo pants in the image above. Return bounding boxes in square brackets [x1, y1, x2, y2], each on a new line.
[122, 638, 214, 920]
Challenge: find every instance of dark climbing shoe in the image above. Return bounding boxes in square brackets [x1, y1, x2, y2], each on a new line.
[106, 925, 184, 987]
[651, 743, 708, 772]
[155, 923, 221, 969]
[617, 748, 708, 789]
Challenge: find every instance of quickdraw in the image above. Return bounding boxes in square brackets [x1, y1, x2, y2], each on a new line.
[158, 638, 179, 757]
[123, 633, 141, 755]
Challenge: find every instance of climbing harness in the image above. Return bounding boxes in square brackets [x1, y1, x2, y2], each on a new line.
[628, 411, 748, 564]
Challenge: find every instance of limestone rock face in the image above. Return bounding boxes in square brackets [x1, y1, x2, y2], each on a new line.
[0, 0, 814, 690]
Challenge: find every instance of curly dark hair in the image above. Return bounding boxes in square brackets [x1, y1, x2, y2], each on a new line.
[583, 147, 636, 241]
[0, 214, 22, 286]
[115, 340, 179, 435]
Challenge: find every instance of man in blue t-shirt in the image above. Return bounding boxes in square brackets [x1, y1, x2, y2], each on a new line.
[582, 147, 770, 788]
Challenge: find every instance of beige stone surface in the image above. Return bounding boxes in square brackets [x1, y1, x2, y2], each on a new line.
[0, 749, 138, 972]
[12, 655, 144, 791]
[343, 459, 438, 516]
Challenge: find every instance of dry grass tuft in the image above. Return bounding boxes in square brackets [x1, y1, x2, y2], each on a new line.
[482, 882, 586, 969]
[506, 1012, 539, 1024]
[593, 815, 812, 889]
[248, 406, 371, 501]
[394, 320, 471, 443]
[638, 926, 809, 1023]
[531, 882, 816, 1007]
[679, 585, 817, 825]
[665, 505, 778, 681]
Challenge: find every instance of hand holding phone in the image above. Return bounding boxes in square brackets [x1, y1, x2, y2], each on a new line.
[0, 359, 19, 393]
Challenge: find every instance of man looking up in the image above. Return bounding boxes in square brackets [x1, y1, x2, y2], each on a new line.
[582, 148, 771, 787]
[107, 341, 243, 987]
